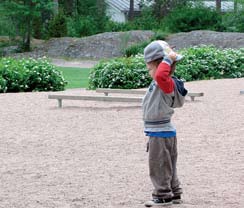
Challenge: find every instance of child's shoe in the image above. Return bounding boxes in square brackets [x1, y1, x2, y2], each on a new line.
[172, 195, 183, 204]
[144, 198, 172, 207]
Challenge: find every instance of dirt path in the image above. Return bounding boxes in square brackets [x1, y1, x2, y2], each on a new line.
[51, 58, 99, 68]
[0, 78, 244, 208]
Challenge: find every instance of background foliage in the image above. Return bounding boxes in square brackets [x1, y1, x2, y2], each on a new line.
[175, 46, 244, 81]
[88, 55, 151, 89]
[123, 31, 170, 57]
[0, 58, 67, 93]
[89, 46, 244, 89]
[1, 1, 244, 91]
[0, 0, 54, 51]
[1, 1, 244, 53]
[161, 4, 223, 32]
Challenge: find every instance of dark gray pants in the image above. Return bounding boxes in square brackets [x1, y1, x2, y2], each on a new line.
[148, 136, 182, 199]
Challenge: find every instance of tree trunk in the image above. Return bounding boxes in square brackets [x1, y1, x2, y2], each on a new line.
[64, 0, 75, 16]
[234, 0, 238, 13]
[96, 0, 106, 32]
[22, 0, 32, 51]
[216, 0, 221, 13]
[53, 0, 59, 15]
[154, 0, 181, 19]
[24, 18, 31, 51]
[128, 0, 134, 21]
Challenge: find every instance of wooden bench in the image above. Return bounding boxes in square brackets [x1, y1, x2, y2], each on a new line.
[48, 94, 142, 108]
[96, 88, 204, 101]
[187, 92, 204, 101]
[96, 88, 145, 96]
[48, 89, 204, 108]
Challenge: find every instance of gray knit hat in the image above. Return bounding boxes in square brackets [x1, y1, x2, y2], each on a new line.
[144, 40, 165, 63]
[144, 40, 183, 63]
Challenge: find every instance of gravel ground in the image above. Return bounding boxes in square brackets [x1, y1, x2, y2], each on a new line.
[0, 78, 244, 208]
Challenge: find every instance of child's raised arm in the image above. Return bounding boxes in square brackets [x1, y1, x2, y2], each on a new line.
[155, 53, 177, 94]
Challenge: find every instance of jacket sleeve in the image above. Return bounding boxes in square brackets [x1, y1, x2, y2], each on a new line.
[154, 59, 174, 94]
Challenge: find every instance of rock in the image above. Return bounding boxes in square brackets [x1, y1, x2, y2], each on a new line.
[1, 46, 19, 56]
[44, 30, 154, 59]
[5, 30, 244, 60]
[166, 30, 244, 50]
[7, 30, 154, 59]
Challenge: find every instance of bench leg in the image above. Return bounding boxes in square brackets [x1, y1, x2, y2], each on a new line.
[104, 92, 109, 96]
[190, 96, 195, 101]
[58, 99, 62, 108]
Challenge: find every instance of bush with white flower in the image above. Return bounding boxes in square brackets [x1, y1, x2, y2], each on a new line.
[89, 55, 151, 89]
[0, 57, 67, 93]
[175, 45, 244, 81]
[89, 45, 244, 89]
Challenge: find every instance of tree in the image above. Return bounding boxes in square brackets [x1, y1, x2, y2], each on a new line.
[95, 0, 107, 32]
[216, 0, 221, 13]
[128, 0, 134, 20]
[53, 0, 59, 15]
[0, 0, 54, 51]
[151, 0, 188, 18]
[59, 0, 99, 17]
[62, 0, 76, 16]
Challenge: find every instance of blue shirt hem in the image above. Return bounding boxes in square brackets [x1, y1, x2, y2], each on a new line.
[145, 130, 176, 138]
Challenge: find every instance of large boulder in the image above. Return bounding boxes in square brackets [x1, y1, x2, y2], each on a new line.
[37, 30, 154, 59]
[166, 30, 244, 50]
[4, 30, 244, 59]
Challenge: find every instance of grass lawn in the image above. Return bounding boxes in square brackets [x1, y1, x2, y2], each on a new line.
[57, 66, 91, 89]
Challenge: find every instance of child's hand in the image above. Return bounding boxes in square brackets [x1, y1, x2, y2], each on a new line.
[168, 51, 178, 63]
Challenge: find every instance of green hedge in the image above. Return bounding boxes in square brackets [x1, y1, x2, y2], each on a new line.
[124, 41, 150, 58]
[89, 46, 244, 89]
[0, 58, 67, 93]
[162, 5, 223, 33]
[89, 55, 151, 89]
[175, 46, 244, 81]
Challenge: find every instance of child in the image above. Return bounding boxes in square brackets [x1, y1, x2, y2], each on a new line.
[142, 40, 187, 207]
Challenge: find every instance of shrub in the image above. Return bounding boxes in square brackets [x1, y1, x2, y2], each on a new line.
[89, 46, 244, 89]
[124, 41, 150, 57]
[162, 5, 223, 33]
[152, 31, 170, 41]
[0, 58, 26, 92]
[0, 76, 7, 93]
[105, 8, 160, 32]
[124, 31, 170, 57]
[23, 59, 67, 92]
[222, 12, 244, 32]
[48, 11, 67, 38]
[0, 58, 67, 93]
[129, 7, 160, 30]
[88, 55, 151, 89]
[0, 16, 16, 37]
[66, 16, 98, 37]
[104, 20, 132, 32]
[175, 46, 244, 81]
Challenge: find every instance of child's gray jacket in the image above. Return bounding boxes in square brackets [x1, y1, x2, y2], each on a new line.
[142, 80, 186, 130]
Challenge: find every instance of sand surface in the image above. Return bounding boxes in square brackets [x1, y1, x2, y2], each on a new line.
[0, 78, 244, 208]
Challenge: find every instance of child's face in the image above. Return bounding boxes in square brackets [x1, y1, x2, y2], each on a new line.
[146, 62, 157, 79]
